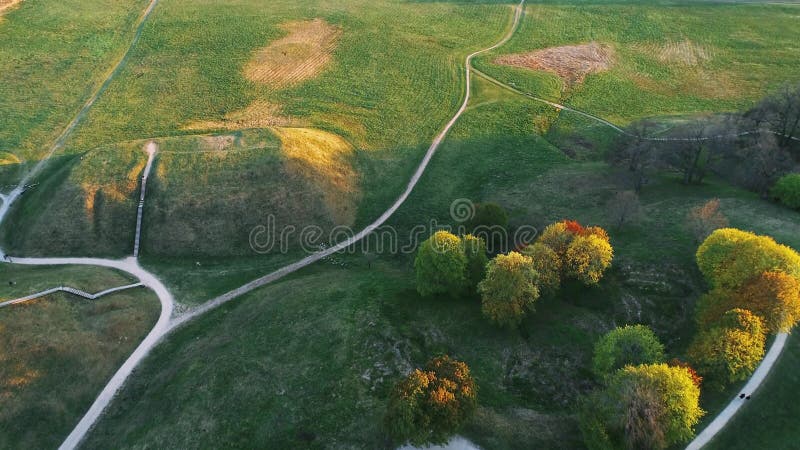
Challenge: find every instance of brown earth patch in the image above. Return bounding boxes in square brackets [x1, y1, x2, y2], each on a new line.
[494, 42, 614, 85]
[244, 18, 341, 88]
[273, 127, 359, 225]
[0, 0, 22, 17]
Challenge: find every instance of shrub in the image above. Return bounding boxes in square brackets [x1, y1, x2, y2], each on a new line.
[772, 173, 800, 209]
[385, 356, 477, 446]
[566, 234, 614, 285]
[583, 364, 704, 450]
[688, 309, 766, 388]
[478, 252, 540, 327]
[415, 231, 467, 297]
[592, 325, 666, 379]
[686, 198, 729, 243]
[461, 234, 488, 291]
[465, 202, 508, 231]
[520, 242, 561, 295]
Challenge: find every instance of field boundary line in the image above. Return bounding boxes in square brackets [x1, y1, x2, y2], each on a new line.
[0, 282, 143, 308]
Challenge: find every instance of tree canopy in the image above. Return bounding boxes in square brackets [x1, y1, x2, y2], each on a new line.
[415, 231, 468, 297]
[592, 325, 666, 379]
[385, 356, 477, 446]
[478, 251, 540, 327]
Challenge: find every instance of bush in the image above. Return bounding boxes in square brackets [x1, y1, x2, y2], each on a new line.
[772, 173, 800, 209]
[462, 234, 488, 291]
[520, 242, 561, 295]
[478, 252, 540, 327]
[414, 231, 468, 297]
[688, 309, 766, 388]
[592, 325, 666, 379]
[466, 202, 508, 231]
[583, 364, 704, 450]
[385, 356, 477, 446]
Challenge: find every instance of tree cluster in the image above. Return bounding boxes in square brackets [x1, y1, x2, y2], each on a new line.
[414, 231, 487, 298]
[688, 228, 800, 387]
[609, 83, 800, 199]
[582, 325, 704, 450]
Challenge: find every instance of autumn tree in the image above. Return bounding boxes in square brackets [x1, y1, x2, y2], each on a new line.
[537, 220, 614, 286]
[478, 252, 540, 327]
[592, 325, 666, 379]
[686, 198, 729, 243]
[607, 191, 642, 229]
[772, 173, 800, 210]
[581, 364, 704, 450]
[736, 271, 800, 333]
[520, 242, 561, 295]
[415, 231, 468, 297]
[385, 355, 477, 445]
[696, 228, 800, 290]
[688, 309, 766, 388]
[566, 234, 614, 285]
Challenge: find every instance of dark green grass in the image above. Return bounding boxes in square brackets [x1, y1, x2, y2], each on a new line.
[0, 288, 159, 449]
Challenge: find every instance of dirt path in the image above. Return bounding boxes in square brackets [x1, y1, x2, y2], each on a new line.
[133, 142, 157, 257]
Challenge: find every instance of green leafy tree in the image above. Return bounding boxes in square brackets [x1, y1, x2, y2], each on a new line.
[772, 173, 800, 209]
[688, 309, 766, 388]
[593, 325, 666, 379]
[462, 234, 488, 291]
[415, 231, 468, 297]
[521, 242, 561, 295]
[478, 252, 539, 327]
[385, 356, 477, 445]
[582, 364, 704, 450]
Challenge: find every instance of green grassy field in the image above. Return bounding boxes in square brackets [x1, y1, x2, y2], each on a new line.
[0, 0, 150, 168]
[0, 286, 159, 449]
[2, 0, 800, 447]
[76, 75, 800, 447]
[476, 3, 800, 124]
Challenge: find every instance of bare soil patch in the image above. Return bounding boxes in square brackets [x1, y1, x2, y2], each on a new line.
[244, 19, 341, 88]
[494, 42, 614, 85]
[0, 0, 22, 16]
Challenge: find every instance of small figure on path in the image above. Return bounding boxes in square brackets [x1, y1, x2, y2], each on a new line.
[739, 393, 745, 399]
[746, 395, 751, 400]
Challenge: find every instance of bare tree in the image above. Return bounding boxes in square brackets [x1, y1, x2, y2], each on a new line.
[736, 131, 793, 197]
[686, 198, 729, 243]
[607, 191, 642, 229]
[609, 121, 659, 192]
[748, 82, 800, 152]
